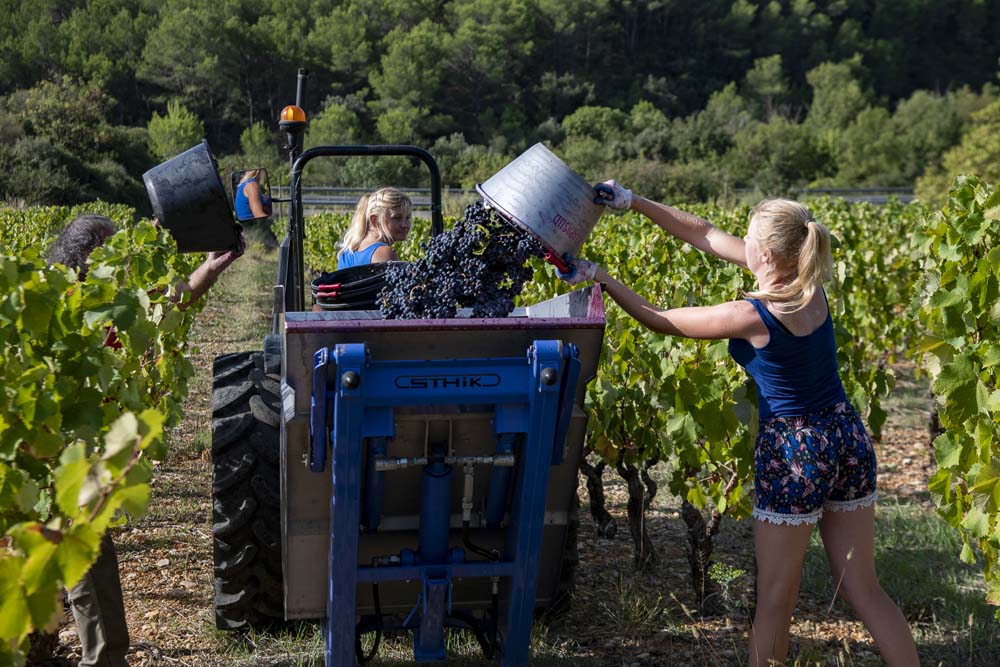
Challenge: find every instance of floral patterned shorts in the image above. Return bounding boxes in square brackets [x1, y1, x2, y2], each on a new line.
[753, 401, 877, 526]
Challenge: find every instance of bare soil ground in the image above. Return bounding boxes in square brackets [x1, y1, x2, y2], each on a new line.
[50, 248, 1000, 666]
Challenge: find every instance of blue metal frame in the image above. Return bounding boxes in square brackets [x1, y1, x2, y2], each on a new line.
[362, 437, 388, 533]
[309, 340, 577, 667]
[485, 433, 517, 528]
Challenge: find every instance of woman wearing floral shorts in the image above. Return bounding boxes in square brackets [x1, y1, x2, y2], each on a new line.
[564, 187, 918, 667]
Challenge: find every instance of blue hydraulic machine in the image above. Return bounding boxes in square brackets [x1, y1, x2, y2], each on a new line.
[309, 338, 581, 667]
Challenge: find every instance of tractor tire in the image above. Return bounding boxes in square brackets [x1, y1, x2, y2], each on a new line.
[211, 351, 284, 630]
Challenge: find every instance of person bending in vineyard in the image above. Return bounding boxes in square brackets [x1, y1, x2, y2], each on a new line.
[47, 213, 244, 667]
[336, 187, 412, 268]
[563, 184, 918, 667]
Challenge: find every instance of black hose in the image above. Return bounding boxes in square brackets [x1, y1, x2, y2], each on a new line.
[462, 520, 500, 561]
[355, 583, 383, 665]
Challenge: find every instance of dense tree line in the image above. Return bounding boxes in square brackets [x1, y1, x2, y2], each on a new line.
[1, 0, 998, 210]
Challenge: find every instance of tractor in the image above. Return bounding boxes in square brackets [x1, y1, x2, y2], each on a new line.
[209, 69, 606, 666]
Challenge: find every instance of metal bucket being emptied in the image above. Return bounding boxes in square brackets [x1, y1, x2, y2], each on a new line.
[476, 143, 603, 262]
[142, 139, 242, 253]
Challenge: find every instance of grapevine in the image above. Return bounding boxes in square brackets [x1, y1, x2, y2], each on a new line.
[519, 198, 926, 595]
[0, 208, 202, 663]
[0, 202, 136, 256]
[914, 176, 1000, 614]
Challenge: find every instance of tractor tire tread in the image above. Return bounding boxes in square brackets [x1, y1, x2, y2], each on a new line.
[249, 394, 280, 429]
[212, 381, 255, 417]
[211, 351, 284, 631]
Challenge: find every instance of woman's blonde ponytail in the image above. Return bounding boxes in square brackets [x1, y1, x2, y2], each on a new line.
[795, 220, 832, 307]
[745, 199, 832, 313]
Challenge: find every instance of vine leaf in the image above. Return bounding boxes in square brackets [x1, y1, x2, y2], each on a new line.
[56, 523, 101, 589]
[962, 505, 989, 538]
[103, 412, 139, 462]
[0, 556, 31, 640]
[970, 462, 1000, 512]
[932, 354, 982, 422]
[54, 444, 90, 517]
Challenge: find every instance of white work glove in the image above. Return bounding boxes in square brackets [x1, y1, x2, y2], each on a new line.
[593, 180, 632, 210]
[558, 259, 599, 286]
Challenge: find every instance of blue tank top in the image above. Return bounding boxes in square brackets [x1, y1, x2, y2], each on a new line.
[337, 242, 388, 269]
[727, 295, 847, 421]
[235, 178, 258, 219]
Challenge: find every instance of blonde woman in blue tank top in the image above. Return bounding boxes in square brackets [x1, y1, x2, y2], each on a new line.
[564, 182, 918, 667]
[337, 187, 412, 269]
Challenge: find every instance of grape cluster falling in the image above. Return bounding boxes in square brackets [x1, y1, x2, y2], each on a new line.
[378, 201, 544, 319]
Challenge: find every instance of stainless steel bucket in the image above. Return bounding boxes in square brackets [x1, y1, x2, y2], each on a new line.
[476, 143, 603, 261]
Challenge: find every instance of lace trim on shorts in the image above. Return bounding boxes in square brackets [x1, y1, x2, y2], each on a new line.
[752, 506, 822, 526]
[824, 490, 878, 513]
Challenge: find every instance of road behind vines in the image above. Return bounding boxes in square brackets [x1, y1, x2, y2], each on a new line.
[52, 242, 1000, 666]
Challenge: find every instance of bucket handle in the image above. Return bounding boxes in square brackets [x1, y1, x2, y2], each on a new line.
[543, 251, 577, 280]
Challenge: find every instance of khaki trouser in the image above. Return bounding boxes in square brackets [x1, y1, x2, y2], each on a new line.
[68, 534, 130, 667]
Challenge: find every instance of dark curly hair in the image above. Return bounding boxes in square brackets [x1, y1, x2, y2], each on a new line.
[46, 214, 118, 278]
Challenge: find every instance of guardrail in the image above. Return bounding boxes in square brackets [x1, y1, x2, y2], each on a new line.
[273, 185, 916, 214]
[273, 186, 479, 211]
[732, 187, 915, 205]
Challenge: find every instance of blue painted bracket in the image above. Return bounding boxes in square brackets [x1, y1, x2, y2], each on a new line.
[415, 569, 450, 661]
[309, 347, 329, 472]
[309, 340, 580, 667]
[551, 342, 581, 465]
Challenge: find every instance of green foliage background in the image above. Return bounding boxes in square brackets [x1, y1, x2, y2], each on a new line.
[1, 0, 999, 208]
[2, 0, 1000, 650]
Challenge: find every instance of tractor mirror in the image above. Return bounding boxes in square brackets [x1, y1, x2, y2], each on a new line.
[231, 168, 273, 221]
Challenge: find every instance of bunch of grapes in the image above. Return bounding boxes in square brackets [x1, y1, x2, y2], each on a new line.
[379, 201, 544, 319]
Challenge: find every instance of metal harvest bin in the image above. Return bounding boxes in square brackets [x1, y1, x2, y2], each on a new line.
[279, 286, 606, 620]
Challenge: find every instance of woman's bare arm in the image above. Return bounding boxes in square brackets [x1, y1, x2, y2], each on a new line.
[595, 266, 765, 341]
[371, 244, 399, 263]
[631, 196, 748, 269]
